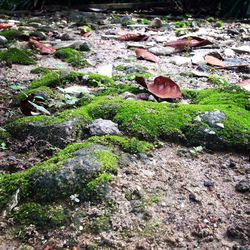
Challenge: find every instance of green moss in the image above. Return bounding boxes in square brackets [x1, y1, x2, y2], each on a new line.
[88, 136, 153, 154]
[183, 87, 250, 110]
[15, 86, 55, 102]
[137, 18, 151, 25]
[54, 48, 89, 67]
[13, 202, 66, 229]
[30, 67, 51, 74]
[87, 173, 113, 191]
[0, 29, 24, 40]
[87, 74, 115, 87]
[174, 21, 189, 28]
[215, 20, 224, 28]
[94, 150, 118, 173]
[30, 71, 85, 89]
[0, 48, 36, 65]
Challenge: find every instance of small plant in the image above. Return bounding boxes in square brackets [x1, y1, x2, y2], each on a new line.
[215, 20, 224, 28]
[0, 142, 7, 150]
[208, 74, 230, 87]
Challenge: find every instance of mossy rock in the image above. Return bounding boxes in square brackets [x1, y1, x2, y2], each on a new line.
[30, 66, 51, 74]
[54, 48, 89, 67]
[0, 29, 25, 41]
[15, 86, 55, 103]
[0, 141, 121, 210]
[30, 71, 85, 89]
[0, 48, 36, 65]
[86, 74, 115, 87]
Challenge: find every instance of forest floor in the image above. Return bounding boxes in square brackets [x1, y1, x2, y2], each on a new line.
[0, 10, 249, 250]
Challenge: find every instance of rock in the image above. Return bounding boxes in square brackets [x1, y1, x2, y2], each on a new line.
[171, 56, 191, 66]
[10, 118, 86, 148]
[148, 95, 157, 102]
[232, 45, 250, 54]
[61, 33, 72, 41]
[63, 85, 90, 96]
[0, 35, 8, 45]
[149, 18, 162, 29]
[88, 119, 121, 136]
[194, 110, 226, 128]
[235, 180, 250, 193]
[29, 31, 47, 40]
[224, 48, 235, 57]
[30, 144, 111, 201]
[97, 64, 113, 78]
[148, 46, 175, 56]
[54, 40, 90, 51]
[120, 15, 133, 25]
[119, 92, 137, 100]
[192, 54, 205, 65]
[191, 70, 209, 78]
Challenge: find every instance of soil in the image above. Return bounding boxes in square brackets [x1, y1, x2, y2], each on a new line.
[0, 9, 249, 250]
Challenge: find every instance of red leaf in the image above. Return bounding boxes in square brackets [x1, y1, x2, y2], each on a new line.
[0, 23, 14, 29]
[136, 76, 182, 99]
[238, 79, 250, 91]
[29, 38, 56, 55]
[164, 36, 212, 52]
[119, 34, 149, 42]
[135, 48, 159, 63]
[204, 55, 225, 67]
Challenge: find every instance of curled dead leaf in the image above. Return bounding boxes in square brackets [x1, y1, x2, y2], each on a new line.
[238, 79, 250, 91]
[136, 76, 182, 99]
[204, 55, 225, 67]
[164, 36, 212, 52]
[119, 34, 149, 41]
[0, 23, 14, 29]
[29, 38, 56, 55]
[135, 48, 159, 63]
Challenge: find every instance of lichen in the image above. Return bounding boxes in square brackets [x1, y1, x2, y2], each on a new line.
[54, 48, 89, 67]
[0, 48, 36, 65]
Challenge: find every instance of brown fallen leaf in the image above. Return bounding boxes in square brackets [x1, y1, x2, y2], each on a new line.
[238, 79, 250, 91]
[204, 55, 225, 67]
[80, 30, 92, 37]
[135, 48, 159, 63]
[164, 36, 212, 52]
[29, 38, 56, 55]
[0, 23, 14, 29]
[135, 76, 182, 99]
[119, 34, 149, 42]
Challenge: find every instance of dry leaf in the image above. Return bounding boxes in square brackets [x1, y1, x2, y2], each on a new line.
[164, 36, 212, 52]
[29, 38, 56, 55]
[0, 23, 14, 29]
[119, 34, 149, 41]
[135, 48, 159, 63]
[80, 30, 92, 37]
[136, 76, 182, 99]
[204, 55, 225, 67]
[238, 79, 250, 91]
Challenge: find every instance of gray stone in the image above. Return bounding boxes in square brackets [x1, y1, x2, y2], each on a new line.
[149, 18, 162, 29]
[119, 92, 137, 100]
[54, 40, 90, 51]
[148, 46, 175, 56]
[0, 35, 8, 45]
[191, 54, 205, 65]
[10, 118, 86, 148]
[194, 110, 226, 128]
[171, 56, 191, 66]
[235, 180, 250, 193]
[61, 33, 72, 41]
[29, 144, 110, 201]
[88, 118, 121, 136]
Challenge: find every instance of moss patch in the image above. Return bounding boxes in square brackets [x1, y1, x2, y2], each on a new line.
[13, 202, 66, 229]
[0, 48, 36, 65]
[87, 74, 115, 87]
[54, 48, 89, 67]
[0, 29, 25, 40]
[88, 135, 153, 154]
[30, 71, 84, 89]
